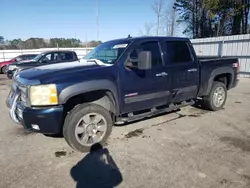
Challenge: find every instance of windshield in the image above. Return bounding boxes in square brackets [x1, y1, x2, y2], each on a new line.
[83, 40, 131, 64]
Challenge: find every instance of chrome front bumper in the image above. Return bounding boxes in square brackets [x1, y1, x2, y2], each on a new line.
[6, 85, 21, 124]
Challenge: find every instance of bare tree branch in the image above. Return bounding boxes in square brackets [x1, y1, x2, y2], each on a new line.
[152, 0, 165, 36]
[144, 22, 154, 35]
[161, 5, 179, 36]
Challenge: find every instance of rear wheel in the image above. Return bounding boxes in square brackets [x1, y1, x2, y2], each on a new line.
[63, 103, 113, 152]
[202, 81, 227, 111]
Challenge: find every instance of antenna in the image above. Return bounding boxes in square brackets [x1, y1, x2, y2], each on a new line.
[96, 0, 99, 40]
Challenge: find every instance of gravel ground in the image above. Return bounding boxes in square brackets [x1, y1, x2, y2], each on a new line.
[0, 75, 249, 188]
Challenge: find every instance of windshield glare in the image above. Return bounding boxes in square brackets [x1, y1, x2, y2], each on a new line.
[83, 41, 130, 64]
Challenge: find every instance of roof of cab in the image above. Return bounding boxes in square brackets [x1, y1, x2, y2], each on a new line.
[41, 50, 76, 54]
[106, 36, 190, 43]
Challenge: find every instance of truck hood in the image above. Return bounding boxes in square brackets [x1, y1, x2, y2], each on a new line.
[15, 59, 112, 84]
[16, 59, 35, 64]
[10, 60, 35, 66]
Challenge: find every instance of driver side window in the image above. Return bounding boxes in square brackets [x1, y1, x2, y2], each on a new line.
[130, 41, 163, 68]
[40, 53, 52, 63]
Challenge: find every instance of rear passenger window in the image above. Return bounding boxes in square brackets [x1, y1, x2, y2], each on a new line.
[165, 41, 192, 64]
[130, 41, 162, 67]
[60, 52, 74, 61]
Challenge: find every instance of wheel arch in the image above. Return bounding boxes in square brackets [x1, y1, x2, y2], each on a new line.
[59, 80, 119, 115]
[205, 67, 234, 96]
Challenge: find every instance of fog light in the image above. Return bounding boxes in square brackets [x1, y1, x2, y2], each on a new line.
[31, 124, 40, 130]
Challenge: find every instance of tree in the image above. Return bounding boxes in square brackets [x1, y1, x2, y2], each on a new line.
[174, 0, 250, 38]
[138, 22, 154, 36]
[152, 0, 165, 36]
[162, 7, 178, 36]
[86, 40, 102, 47]
[144, 22, 154, 35]
[24, 38, 47, 49]
[0, 36, 4, 44]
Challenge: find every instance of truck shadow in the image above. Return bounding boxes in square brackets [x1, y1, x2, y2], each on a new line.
[70, 143, 123, 188]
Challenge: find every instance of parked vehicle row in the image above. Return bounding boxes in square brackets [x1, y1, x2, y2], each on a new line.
[6, 36, 239, 152]
[6, 50, 79, 79]
[0, 54, 38, 74]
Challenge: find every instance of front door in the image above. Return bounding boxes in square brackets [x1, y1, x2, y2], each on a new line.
[119, 40, 171, 114]
[39, 52, 60, 65]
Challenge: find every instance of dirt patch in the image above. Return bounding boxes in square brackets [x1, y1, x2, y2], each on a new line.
[235, 101, 242, 104]
[220, 137, 250, 152]
[0, 78, 7, 81]
[220, 179, 228, 185]
[246, 117, 250, 123]
[142, 135, 150, 138]
[241, 174, 250, 182]
[187, 114, 201, 117]
[125, 128, 144, 138]
[15, 128, 36, 136]
[55, 151, 67, 158]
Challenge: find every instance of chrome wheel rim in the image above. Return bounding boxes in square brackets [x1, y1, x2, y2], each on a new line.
[75, 113, 107, 146]
[213, 86, 226, 108]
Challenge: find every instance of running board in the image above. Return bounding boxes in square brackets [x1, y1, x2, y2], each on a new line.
[116, 100, 195, 123]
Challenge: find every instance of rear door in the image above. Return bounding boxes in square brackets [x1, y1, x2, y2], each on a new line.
[59, 52, 76, 63]
[119, 40, 171, 113]
[164, 40, 199, 102]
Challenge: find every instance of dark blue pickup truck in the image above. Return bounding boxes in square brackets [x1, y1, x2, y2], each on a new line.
[6, 36, 239, 152]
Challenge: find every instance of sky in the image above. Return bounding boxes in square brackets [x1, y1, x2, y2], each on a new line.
[0, 0, 185, 42]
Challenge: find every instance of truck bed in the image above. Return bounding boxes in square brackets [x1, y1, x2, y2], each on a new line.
[197, 56, 239, 97]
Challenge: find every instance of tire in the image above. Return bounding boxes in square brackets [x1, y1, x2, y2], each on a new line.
[63, 103, 113, 152]
[1, 66, 6, 74]
[202, 81, 227, 111]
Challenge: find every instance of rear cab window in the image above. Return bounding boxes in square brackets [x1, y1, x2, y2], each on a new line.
[164, 41, 193, 64]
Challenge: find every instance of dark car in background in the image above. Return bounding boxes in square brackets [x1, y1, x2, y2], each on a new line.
[0, 54, 38, 74]
[6, 50, 79, 79]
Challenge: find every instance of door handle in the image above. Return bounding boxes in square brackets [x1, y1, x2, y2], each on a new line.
[156, 72, 168, 77]
[187, 68, 197, 72]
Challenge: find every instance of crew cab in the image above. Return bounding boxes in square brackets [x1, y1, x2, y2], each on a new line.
[6, 50, 79, 79]
[6, 36, 239, 152]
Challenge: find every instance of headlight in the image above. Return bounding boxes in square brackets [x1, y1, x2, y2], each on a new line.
[9, 65, 16, 71]
[29, 84, 58, 106]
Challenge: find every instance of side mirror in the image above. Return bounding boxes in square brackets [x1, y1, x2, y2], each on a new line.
[137, 51, 152, 70]
[126, 51, 152, 70]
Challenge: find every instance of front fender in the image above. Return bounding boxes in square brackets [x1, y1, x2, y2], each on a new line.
[58, 79, 119, 111]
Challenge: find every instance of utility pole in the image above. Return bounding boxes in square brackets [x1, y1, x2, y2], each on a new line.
[85, 32, 88, 52]
[96, 0, 99, 41]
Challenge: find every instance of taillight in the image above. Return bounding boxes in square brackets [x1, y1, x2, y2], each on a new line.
[232, 62, 240, 73]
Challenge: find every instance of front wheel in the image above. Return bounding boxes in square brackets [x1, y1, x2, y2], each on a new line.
[202, 81, 227, 111]
[63, 103, 113, 152]
[1, 66, 7, 74]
